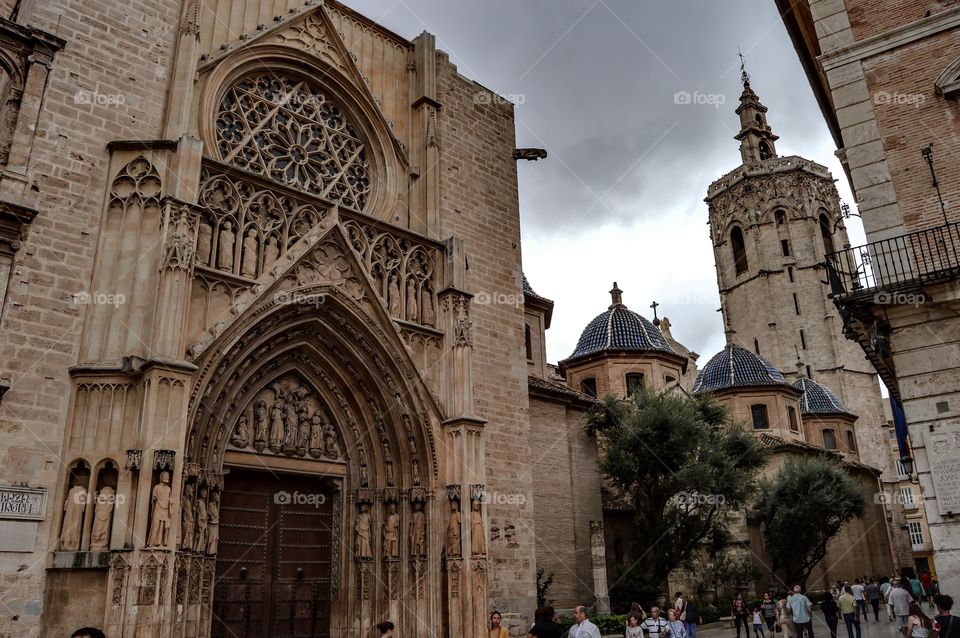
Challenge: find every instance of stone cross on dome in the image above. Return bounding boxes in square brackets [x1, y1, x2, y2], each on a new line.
[650, 300, 660, 327]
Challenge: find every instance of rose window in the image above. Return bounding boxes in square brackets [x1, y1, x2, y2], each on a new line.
[215, 74, 371, 211]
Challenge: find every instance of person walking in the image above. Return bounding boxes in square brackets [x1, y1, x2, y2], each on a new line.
[882, 578, 895, 622]
[761, 593, 778, 634]
[903, 602, 933, 638]
[851, 579, 868, 623]
[839, 585, 861, 638]
[570, 606, 601, 638]
[788, 586, 815, 638]
[752, 607, 765, 638]
[933, 594, 958, 638]
[866, 579, 881, 621]
[684, 598, 701, 638]
[910, 575, 924, 603]
[528, 606, 563, 638]
[920, 572, 933, 607]
[821, 592, 840, 638]
[732, 593, 750, 638]
[779, 590, 796, 638]
[669, 609, 687, 638]
[890, 579, 915, 630]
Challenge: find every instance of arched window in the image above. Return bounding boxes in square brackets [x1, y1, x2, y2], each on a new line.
[731, 226, 748, 274]
[759, 141, 771, 160]
[751, 404, 769, 429]
[823, 429, 837, 450]
[819, 213, 836, 256]
[788, 406, 799, 432]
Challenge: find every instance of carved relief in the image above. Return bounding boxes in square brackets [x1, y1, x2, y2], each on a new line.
[160, 204, 198, 271]
[271, 13, 346, 71]
[215, 74, 371, 210]
[110, 552, 131, 607]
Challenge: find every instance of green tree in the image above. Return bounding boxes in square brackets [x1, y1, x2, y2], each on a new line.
[587, 390, 768, 591]
[751, 455, 866, 590]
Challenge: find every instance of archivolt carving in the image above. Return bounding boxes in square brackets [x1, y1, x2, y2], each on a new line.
[196, 165, 333, 280]
[215, 73, 371, 211]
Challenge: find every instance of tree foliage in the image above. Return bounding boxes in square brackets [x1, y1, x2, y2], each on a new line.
[751, 455, 866, 589]
[587, 390, 768, 588]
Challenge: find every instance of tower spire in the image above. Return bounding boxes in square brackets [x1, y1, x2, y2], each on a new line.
[734, 58, 779, 165]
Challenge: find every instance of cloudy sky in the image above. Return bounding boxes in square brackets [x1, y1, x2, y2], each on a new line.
[344, 0, 866, 365]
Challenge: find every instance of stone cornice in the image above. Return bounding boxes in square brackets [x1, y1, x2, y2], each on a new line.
[819, 6, 960, 71]
[706, 155, 834, 200]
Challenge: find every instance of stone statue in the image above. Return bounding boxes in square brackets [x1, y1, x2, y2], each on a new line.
[264, 236, 280, 266]
[470, 500, 486, 556]
[206, 490, 220, 555]
[296, 407, 311, 457]
[240, 229, 258, 277]
[322, 420, 340, 459]
[89, 486, 116, 550]
[269, 398, 284, 453]
[253, 400, 269, 452]
[308, 414, 323, 459]
[181, 483, 195, 551]
[387, 273, 401, 316]
[445, 499, 461, 557]
[421, 287, 435, 325]
[283, 397, 299, 453]
[383, 502, 400, 559]
[196, 218, 213, 265]
[410, 501, 426, 557]
[406, 278, 418, 321]
[60, 484, 87, 551]
[194, 486, 208, 553]
[231, 413, 249, 448]
[217, 221, 235, 272]
[355, 503, 373, 560]
[147, 471, 172, 547]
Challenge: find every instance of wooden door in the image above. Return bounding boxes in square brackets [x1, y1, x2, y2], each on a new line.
[211, 469, 335, 638]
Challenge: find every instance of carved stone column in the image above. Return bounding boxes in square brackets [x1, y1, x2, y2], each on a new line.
[590, 520, 611, 614]
[153, 200, 199, 358]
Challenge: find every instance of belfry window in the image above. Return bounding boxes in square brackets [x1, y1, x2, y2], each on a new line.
[731, 226, 748, 274]
[820, 213, 836, 256]
[759, 141, 771, 160]
[775, 210, 785, 225]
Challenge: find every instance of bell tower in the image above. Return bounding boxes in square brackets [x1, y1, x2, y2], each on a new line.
[704, 68, 895, 503]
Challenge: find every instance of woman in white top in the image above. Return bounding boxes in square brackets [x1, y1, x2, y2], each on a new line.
[904, 602, 933, 638]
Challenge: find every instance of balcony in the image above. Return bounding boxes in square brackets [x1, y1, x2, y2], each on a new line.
[825, 222, 960, 300]
[823, 222, 960, 400]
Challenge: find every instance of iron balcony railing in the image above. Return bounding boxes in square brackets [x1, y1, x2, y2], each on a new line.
[825, 222, 960, 299]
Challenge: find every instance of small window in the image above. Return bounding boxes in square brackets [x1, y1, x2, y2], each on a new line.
[755, 114, 763, 127]
[908, 521, 923, 546]
[580, 378, 597, 398]
[788, 406, 799, 432]
[754, 338, 760, 355]
[793, 293, 801, 315]
[524, 324, 533, 361]
[625, 373, 645, 397]
[823, 429, 837, 450]
[901, 487, 915, 507]
[800, 330, 807, 350]
[731, 227, 748, 274]
[664, 375, 676, 385]
[846, 430, 857, 451]
[788, 266, 794, 282]
[781, 239, 791, 257]
[751, 404, 769, 429]
[819, 213, 835, 256]
[759, 140, 771, 160]
[775, 210, 785, 225]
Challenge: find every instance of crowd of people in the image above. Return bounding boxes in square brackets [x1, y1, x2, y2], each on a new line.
[516, 573, 955, 638]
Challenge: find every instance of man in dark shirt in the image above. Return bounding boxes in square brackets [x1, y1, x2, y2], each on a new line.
[865, 580, 881, 621]
[934, 595, 958, 638]
[528, 606, 563, 638]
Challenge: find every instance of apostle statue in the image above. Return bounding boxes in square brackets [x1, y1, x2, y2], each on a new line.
[206, 490, 220, 555]
[445, 499, 461, 557]
[217, 221, 235, 272]
[383, 502, 400, 559]
[240, 229, 258, 278]
[89, 486, 116, 550]
[296, 407, 311, 457]
[421, 287, 435, 326]
[147, 471, 172, 547]
[355, 503, 373, 560]
[406, 278, 418, 321]
[253, 400, 269, 452]
[194, 485, 208, 553]
[470, 500, 486, 556]
[181, 482, 195, 551]
[196, 217, 213, 265]
[410, 501, 426, 557]
[308, 414, 323, 459]
[269, 398, 285, 453]
[263, 236, 280, 266]
[60, 483, 87, 550]
[387, 273, 401, 316]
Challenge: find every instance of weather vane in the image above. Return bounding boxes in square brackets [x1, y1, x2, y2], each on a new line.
[738, 47, 750, 86]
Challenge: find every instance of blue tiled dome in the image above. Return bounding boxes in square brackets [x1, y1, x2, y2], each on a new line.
[568, 283, 674, 359]
[793, 377, 854, 416]
[693, 342, 790, 393]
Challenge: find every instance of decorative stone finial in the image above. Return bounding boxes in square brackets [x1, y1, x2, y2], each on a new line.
[609, 282, 623, 308]
[650, 300, 660, 326]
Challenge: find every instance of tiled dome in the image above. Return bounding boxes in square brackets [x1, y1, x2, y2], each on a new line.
[793, 377, 854, 416]
[569, 283, 674, 359]
[693, 342, 790, 393]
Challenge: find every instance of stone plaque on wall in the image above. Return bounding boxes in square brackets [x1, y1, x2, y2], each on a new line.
[0, 486, 46, 521]
[927, 428, 960, 515]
